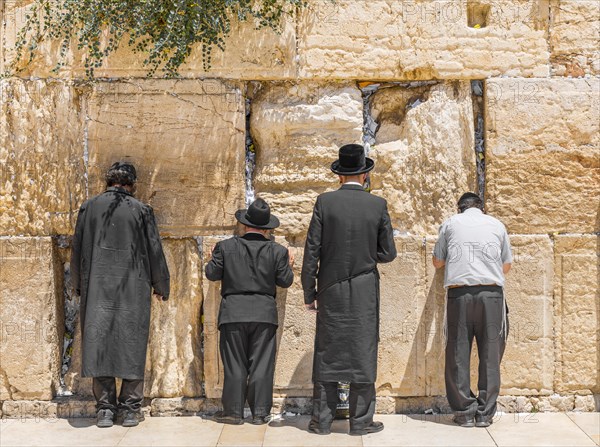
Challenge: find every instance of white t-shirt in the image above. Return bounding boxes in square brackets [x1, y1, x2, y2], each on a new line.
[433, 208, 513, 288]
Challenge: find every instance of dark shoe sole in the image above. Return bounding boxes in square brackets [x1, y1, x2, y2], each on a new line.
[308, 426, 331, 435]
[249, 418, 268, 425]
[122, 419, 139, 427]
[214, 417, 244, 425]
[475, 421, 491, 427]
[349, 425, 385, 436]
[96, 420, 114, 428]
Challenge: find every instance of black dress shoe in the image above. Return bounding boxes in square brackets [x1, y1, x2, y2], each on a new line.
[96, 409, 115, 428]
[453, 415, 475, 427]
[475, 415, 492, 427]
[249, 415, 269, 425]
[308, 420, 331, 435]
[349, 421, 384, 436]
[213, 411, 244, 425]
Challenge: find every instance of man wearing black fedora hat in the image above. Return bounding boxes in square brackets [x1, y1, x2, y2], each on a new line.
[206, 198, 294, 425]
[302, 144, 397, 436]
[71, 162, 170, 428]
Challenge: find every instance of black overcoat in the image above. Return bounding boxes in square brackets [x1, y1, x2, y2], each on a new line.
[71, 187, 170, 379]
[301, 184, 396, 383]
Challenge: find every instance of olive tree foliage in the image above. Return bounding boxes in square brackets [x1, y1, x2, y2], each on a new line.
[4, 0, 305, 78]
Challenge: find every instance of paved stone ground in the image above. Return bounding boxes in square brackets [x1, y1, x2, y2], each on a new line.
[1, 413, 598, 446]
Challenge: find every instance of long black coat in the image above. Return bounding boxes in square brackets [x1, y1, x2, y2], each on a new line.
[301, 184, 396, 383]
[71, 187, 170, 379]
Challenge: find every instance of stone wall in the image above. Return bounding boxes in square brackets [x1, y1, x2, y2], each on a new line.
[0, 0, 598, 417]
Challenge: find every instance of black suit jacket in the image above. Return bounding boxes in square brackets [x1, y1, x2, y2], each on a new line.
[206, 233, 293, 327]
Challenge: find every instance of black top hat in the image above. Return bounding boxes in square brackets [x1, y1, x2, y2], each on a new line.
[331, 144, 375, 175]
[235, 198, 280, 230]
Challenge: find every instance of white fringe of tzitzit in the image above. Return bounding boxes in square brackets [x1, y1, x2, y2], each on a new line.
[442, 287, 448, 350]
[500, 290, 508, 341]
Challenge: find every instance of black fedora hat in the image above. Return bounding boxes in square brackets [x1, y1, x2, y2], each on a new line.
[331, 144, 374, 175]
[235, 198, 280, 230]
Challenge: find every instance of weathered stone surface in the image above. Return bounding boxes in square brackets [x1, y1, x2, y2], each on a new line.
[251, 82, 363, 242]
[0, 79, 85, 235]
[1, 2, 296, 80]
[377, 237, 427, 397]
[554, 235, 599, 394]
[86, 79, 245, 237]
[0, 238, 61, 400]
[370, 81, 476, 236]
[550, 0, 600, 76]
[497, 235, 554, 395]
[150, 397, 205, 417]
[485, 78, 600, 234]
[272, 245, 314, 397]
[144, 239, 203, 398]
[298, 0, 550, 80]
[201, 236, 230, 399]
[61, 321, 92, 398]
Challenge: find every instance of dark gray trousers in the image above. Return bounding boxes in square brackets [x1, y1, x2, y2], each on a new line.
[311, 381, 376, 430]
[445, 285, 508, 421]
[219, 322, 277, 418]
[93, 377, 144, 413]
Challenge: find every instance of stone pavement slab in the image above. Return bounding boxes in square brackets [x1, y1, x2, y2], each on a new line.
[487, 413, 597, 446]
[117, 417, 223, 446]
[1, 413, 599, 447]
[0, 418, 129, 446]
[263, 416, 363, 446]
[568, 413, 600, 446]
[361, 414, 495, 447]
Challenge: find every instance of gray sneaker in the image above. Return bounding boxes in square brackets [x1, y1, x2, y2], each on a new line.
[96, 409, 115, 428]
[122, 410, 145, 427]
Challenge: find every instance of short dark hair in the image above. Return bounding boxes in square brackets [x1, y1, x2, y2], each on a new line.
[106, 162, 137, 187]
[457, 192, 483, 212]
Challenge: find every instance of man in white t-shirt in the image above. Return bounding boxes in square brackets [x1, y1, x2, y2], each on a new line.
[433, 192, 512, 428]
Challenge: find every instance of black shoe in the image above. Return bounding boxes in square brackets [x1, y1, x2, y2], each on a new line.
[122, 410, 145, 427]
[96, 409, 115, 428]
[308, 421, 331, 435]
[475, 415, 492, 427]
[249, 415, 269, 425]
[453, 415, 475, 427]
[349, 421, 384, 436]
[213, 411, 243, 425]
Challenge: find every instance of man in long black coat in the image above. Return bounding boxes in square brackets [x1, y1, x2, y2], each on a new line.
[301, 144, 397, 436]
[71, 162, 170, 428]
[205, 198, 294, 425]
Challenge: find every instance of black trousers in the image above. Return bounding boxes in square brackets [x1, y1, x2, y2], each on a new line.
[445, 286, 508, 421]
[219, 322, 277, 418]
[311, 381, 376, 430]
[93, 377, 144, 412]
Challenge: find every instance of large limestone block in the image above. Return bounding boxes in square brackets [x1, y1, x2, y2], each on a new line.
[2, 1, 296, 79]
[251, 82, 363, 242]
[144, 239, 203, 398]
[377, 237, 428, 397]
[424, 235, 554, 396]
[298, 0, 550, 80]
[496, 235, 554, 395]
[273, 247, 315, 397]
[485, 78, 600, 234]
[554, 235, 599, 394]
[370, 81, 477, 236]
[0, 79, 85, 235]
[0, 237, 61, 400]
[550, 0, 600, 76]
[86, 79, 245, 237]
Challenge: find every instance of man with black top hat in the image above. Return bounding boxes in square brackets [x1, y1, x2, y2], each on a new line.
[71, 162, 170, 428]
[206, 198, 294, 425]
[301, 144, 397, 436]
[433, 192, 512, 428]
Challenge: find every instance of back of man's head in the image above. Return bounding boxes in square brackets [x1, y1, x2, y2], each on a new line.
[106, 162, 137, 187]
[457, 192, 483, 213]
